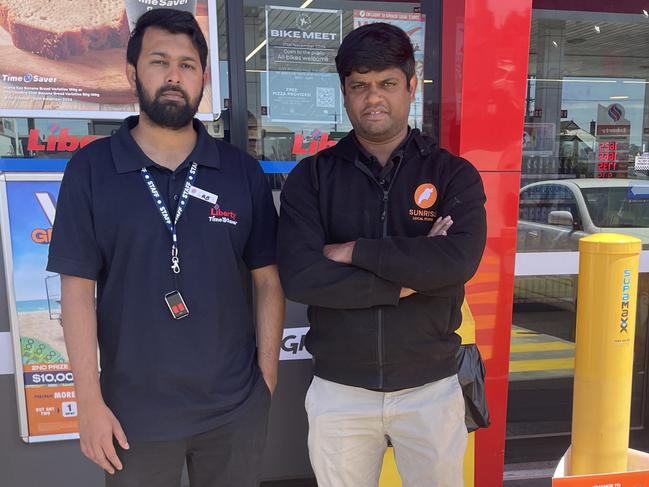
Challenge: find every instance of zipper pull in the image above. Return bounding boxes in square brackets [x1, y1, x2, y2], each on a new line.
[381, 191, 389, 221]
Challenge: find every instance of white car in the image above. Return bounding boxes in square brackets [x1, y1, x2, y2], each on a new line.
[518, 178, 649, 252]
[516, 179, 649, 311]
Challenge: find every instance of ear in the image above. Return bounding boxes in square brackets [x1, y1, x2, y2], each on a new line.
[203, 69, 209, 86]
[126, 64, 137, 93]
[408, 76, 417, 101]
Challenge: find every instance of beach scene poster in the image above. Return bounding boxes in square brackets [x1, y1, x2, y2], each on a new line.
[6, 179, 78, 438]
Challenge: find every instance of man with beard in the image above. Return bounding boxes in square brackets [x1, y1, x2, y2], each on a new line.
[47, 9, 284, 487]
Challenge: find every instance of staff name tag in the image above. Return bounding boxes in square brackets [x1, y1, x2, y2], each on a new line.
[189, 186, 218, 205]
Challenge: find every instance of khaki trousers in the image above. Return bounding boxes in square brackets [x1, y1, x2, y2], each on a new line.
[305, 375, 467, 487]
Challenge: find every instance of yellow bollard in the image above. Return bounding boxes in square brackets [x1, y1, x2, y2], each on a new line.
[379, 300, 476, 487]
[570, 234, 641, 475]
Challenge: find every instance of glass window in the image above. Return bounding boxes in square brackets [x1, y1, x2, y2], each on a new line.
[0, 0, 228, 162]
[510, 3, 649, 443]
[581, 186, 649, 228]
[519, 184, 582, 226]
[242, 0, 430, 188]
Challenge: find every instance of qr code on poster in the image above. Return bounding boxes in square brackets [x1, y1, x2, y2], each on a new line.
[316, 87, 335, 108]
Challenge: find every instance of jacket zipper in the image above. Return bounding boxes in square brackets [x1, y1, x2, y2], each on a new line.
[354, 154, 405, 390]
[377, 189, 389, 389]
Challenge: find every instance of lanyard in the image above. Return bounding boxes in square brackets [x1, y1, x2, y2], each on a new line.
[140, 162, 198, 275]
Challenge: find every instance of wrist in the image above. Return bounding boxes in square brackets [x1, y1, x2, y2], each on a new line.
[345, 241, 356, 264]
[75, 383, 104, 408]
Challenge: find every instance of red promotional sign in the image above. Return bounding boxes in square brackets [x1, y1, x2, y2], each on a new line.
[291, 132, 337, 156]
[27, 129, 98, 152]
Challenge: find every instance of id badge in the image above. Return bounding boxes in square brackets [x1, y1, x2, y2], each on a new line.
[165, 291, 189, 320]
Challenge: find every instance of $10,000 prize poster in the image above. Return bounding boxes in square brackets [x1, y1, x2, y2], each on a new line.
[0, 175, 79, 442]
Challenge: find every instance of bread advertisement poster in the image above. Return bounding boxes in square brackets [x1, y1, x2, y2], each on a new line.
[0, 0, 220, 120]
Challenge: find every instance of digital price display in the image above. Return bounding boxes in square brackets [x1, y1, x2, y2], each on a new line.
[598, 141, 617, 178]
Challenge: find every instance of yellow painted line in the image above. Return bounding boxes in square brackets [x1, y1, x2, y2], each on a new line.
[511, 329, 541, 338]
[509, 357, 574, 373]
[510, 342, 574, 353]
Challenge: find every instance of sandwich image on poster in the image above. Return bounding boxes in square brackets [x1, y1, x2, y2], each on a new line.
[0, 0, 220, 120]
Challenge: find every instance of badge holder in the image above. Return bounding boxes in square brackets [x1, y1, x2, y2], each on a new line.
[165, 291, 189, 320]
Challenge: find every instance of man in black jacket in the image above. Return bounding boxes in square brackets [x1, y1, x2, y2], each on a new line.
[277, 23, 486, 487]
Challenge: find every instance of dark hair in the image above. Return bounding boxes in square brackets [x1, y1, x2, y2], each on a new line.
[335, 23, 415, 91]
[127, 9, 208, 72]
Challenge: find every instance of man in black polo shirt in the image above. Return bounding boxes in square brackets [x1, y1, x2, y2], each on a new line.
[47, 9, 284, 487]
[277, 23, 486, 486]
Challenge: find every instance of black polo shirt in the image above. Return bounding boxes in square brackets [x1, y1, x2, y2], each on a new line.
[47, 116, 277, 441]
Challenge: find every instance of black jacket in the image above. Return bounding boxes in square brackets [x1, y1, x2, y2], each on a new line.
[277, 129, 487, 391]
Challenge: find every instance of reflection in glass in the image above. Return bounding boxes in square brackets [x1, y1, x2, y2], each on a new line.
[518, 180, 649, 252]
[508, 273, 648, 438]
[243, 1, 422, 190]
[581, 186, 649, 228]
[511, 10, 649, 441]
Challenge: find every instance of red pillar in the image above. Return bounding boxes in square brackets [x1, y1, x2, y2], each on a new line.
[440, 1, 533, 486]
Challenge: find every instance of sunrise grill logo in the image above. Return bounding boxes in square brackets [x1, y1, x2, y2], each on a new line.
[414, 183, 437, 209]
[409, 183, 438, 222]
[608, 103, 624, 122]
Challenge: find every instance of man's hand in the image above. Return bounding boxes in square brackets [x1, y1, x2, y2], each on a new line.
[323, 241, 355, 264]
[428, 216, 453, 237]
[262, 370, 278, 396]
[401, 217, 453, 300]
[78, 399, 129, 475]
[400, 287, 416, 298]
[324, 219, 451, 298]
[251, 265, 284, 398]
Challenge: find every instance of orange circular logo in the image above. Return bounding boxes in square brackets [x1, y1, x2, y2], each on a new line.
[414, 183, 437, 209]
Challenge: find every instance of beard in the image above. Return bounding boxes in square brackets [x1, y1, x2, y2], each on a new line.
[136, 76, 203, 129]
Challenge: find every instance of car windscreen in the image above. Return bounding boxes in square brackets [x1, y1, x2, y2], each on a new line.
[581, 187, 649, 228]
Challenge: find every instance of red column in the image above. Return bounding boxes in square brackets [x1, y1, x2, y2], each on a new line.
[440, 1, 533, 486]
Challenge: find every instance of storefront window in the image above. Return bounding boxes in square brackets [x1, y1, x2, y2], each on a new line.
[509, 4, 649, 439]
[243, 0, 428, 188]
[0, 0, 228, 164]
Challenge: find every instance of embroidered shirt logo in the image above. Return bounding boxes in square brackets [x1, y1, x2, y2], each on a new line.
[414, 183, 437, 209]
[209, 206, 238, 226]
[410, 183, 438, 222]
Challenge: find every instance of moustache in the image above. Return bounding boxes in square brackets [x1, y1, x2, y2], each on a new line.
[156, 85, 188, 100]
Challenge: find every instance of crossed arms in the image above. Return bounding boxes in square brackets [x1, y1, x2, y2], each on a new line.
[277, 160, 487, 308]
